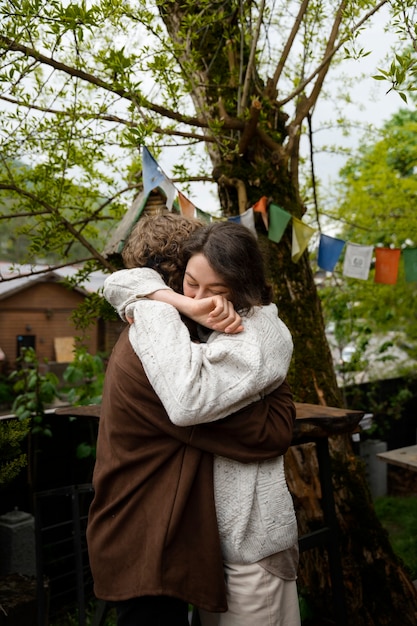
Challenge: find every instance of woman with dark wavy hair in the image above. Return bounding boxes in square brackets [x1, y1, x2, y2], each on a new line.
[181, 220, 273, 314]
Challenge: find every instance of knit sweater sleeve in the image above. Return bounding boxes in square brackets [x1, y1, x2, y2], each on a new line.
[129, 299, 293, 426]
[103, 267, 171, 321]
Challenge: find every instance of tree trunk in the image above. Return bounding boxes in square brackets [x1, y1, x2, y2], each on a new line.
[158, 3, 417, 623]
[262, 227, 417, 625]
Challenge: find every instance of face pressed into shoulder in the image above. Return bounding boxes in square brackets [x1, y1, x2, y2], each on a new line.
[183, 253, 231, 301]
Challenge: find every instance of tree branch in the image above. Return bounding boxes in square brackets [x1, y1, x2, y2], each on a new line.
[238, 99, 262, 155]
[218, 175, 247, 214]
[0, 210, 49, 219]
[278, 0, 389, 113]
[0, 183, 114, 271]
[0, 35, 210, 129]
[1, 95, 245, 150]
[292, 0, 348, 129]
[265, 0, 310, 99]
[0, 259, 102, 282]
[240, 0, 266, 113]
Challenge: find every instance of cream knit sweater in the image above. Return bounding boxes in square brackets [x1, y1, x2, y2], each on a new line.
[104, 268, 298, 563]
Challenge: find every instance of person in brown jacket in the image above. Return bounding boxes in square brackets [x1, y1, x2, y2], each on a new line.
[87, 214, 297, 626]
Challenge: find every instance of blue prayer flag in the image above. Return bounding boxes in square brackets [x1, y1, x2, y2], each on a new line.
[317, 234, 345, 272]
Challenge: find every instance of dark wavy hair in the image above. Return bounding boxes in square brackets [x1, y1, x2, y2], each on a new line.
[182, 221, 273, 313]
[122, 213, 204, 293]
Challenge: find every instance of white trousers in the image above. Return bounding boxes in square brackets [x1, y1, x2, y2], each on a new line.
[199, 561, 301, 626]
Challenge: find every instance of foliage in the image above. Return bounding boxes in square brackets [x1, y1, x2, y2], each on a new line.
[345, 375, 415, 440]
[372, 2, 417, 102]
[49, 603, 117, 626]
[2, 346, 106, 479]
[62, 347, 105, 407]
[0, 375, 14, 406]
[61, 347, 105, 460]
[0, 417, 29, 488]
[374, 495, 417, 579]
[70, 290, 119, 332]
[9, 347, 60, 437]
[320, 108, 417, 384]
[0, 0, 406, 275]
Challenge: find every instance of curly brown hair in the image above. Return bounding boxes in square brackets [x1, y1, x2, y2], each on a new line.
[122, 212, 204, 293]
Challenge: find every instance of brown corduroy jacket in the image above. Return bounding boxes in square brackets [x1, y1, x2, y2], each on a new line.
[87, 327, 296, 611]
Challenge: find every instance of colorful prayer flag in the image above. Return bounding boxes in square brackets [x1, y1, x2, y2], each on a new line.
[252, 196, 268, 229]
[142, 146, 167, 195]
[342, 243, 373, 280]
[403, 248, 417, 282]
[253, 196, 268, 213]
[239, 207, 256, 236]
[268, 204, 291, 244]
[291, 218, 315, 262]
[195, 208, 212, 223]
[227, 208, 257, 236]
[178, 191, 196, 218]
[317, 234, 345, 272]
[158, 179, 177, 211]
[374, 247, 401, 285]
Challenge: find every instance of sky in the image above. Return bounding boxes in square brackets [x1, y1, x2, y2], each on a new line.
[311, 11, 411, 188]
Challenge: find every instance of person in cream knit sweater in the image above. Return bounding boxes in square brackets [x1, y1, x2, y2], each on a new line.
[104, 218, 300, 626]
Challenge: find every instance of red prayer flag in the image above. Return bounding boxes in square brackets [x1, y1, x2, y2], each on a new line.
[374, 248, 401, 284]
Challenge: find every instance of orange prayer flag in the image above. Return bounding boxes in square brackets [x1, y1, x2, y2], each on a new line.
[252, 196, 268, 213]
[252, 196, 269, 229]
[374, 248, 401, 285]
[178, 191, 196, 218]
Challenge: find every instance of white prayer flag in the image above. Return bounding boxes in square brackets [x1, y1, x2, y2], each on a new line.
[239, 207, 257, 236]
[343, 243, 373, 280]
[159, 179, 177, 211]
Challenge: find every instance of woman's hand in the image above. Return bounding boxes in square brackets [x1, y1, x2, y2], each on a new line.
[206, 296, 243, 333]
[147, 290, 243, 333]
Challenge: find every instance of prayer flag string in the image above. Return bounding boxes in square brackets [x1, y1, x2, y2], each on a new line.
[140, 146, 416, 282]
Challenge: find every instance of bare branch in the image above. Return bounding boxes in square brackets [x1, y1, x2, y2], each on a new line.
[0, 95, 226, 144]
[0, 210, 50, 219]
[278, 0, 389, 113]
[238, 99, 262, 155]
[0, 259, 103, 282]
[265, 0, 310, 98]
[0, 183, 114, 271]
[0, 35, 210, 129]
[218, 175, 247, 214]
[240, 0, 266, 113]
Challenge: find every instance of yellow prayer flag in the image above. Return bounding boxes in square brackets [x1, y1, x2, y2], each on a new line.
[292, 217, 315, 262]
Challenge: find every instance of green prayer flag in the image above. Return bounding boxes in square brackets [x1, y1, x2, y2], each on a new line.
[195, 208, 212, 223]
[268, 203, 291, 243]
[403, 248, 417, 282]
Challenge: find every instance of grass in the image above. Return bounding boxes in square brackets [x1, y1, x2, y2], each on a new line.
[374, 495, 417, 580]
[49, 603, 117, 626]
